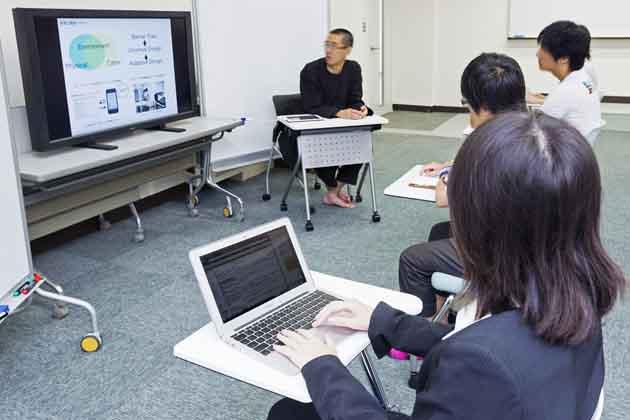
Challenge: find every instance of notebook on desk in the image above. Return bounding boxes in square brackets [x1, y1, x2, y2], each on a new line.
[189, 218, 360, 376]
[384, 164, 438, 202]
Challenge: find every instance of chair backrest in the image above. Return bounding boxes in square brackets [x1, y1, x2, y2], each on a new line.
[272, 94, 305, 116]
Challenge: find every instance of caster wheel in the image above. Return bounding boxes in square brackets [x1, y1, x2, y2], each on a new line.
[314, 182, 322, 190]
[309, 206, 316, 214]
[372, 212, 381, 223]
[133, 232, 145, 243]
[305, 221, 314, 232]
[355, 194, 363, 203]
[223, 207, 233, 218]
[262, 193, 271, 201]
[52, 303, 69, 320]
[190, 196, 199, 206]
[280, 203, 288, 212]
[189, 207, 199, 217]
[80, 334, 102, 353]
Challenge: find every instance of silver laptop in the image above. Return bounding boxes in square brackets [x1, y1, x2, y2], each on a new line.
[189, 218, 354, 376]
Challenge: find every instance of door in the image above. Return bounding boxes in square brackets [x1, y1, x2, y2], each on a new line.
[329, 0, 384, 109]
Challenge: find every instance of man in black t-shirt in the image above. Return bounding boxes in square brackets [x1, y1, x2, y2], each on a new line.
[299, 28, 370, 208]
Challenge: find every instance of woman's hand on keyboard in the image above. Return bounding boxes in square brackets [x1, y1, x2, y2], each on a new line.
[274, 329, 336, 369]
[312, 300, 373, 332]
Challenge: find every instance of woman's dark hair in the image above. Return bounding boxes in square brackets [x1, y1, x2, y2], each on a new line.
[329, 28, 354, 48]
[448, 111, 625, 345]
[460, 53, 527, 115]
[538, 21, 591, 71]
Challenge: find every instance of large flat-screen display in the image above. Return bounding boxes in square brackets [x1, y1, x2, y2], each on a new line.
[13, 9, 199, 151]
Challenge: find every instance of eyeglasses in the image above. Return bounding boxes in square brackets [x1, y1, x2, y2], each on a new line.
[324, 42, 348, 51]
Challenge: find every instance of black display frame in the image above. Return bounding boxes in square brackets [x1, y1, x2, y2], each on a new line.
[13, 8, 199, 151]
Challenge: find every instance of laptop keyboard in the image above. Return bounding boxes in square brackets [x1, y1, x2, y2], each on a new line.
[232, 290, 339, 356]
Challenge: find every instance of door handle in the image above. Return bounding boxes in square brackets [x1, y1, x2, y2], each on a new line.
[370, 46, 381, 51]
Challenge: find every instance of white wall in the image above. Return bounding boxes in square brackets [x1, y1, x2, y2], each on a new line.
[196, 0, 328, 168]
[389, 0, 630, 107]
[0, 0, 193, 153]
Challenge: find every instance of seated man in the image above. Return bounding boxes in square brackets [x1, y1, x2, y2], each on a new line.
[399, 53, 527, 318]
[300, 28, 371, 208]
[527, 21, 602, 140]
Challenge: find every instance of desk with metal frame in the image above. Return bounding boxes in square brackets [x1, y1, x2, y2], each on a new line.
[276, 115, 388, 231]
[19, 117, 246, 240]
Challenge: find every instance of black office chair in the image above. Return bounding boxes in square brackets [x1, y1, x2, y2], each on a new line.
[262, 94, 322, 203]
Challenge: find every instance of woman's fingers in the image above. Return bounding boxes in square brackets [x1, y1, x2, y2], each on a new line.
[313, 301, 348, 326]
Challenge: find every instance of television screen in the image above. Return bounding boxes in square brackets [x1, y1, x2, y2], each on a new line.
[14, 9, 199, 151]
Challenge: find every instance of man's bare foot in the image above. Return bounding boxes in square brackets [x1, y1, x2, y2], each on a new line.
[338, 190, 352, 203]
[323, 191, 355, 208]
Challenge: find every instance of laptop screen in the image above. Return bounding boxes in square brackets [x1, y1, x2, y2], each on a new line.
[199, 226, 307, 323]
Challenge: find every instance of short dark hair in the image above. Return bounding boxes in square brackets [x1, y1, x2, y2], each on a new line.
[460, 53, 526, 115]
[329, 28, 354, 48]
[538, 21, 591, 71]
[448, 111, 626, 345]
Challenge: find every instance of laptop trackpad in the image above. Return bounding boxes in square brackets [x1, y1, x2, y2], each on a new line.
[311, 325, 353, 345]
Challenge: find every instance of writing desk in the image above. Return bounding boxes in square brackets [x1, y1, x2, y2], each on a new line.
[276, 115, 388, 231]
[174, 270, 422, 407]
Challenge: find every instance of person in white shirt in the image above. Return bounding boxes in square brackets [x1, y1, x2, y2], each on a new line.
[528, 21, 602, 143]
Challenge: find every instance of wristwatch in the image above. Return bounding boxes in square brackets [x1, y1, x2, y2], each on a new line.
[438, 166, 452, 178]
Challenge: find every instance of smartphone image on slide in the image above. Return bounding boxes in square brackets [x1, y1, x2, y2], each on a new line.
[105, 88, 119, 114]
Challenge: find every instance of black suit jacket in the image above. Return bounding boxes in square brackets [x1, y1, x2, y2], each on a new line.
[302, 303, 604, 420]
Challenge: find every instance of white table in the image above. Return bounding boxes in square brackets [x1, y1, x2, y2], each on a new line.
[19, 117, 242, 183]
[174, 270, 422, 405]
[19, 117, 245, 240]
[276, 115, 388, 231]
[384, 164, 437, 202]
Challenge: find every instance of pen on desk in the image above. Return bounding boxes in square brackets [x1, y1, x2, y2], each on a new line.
[408, 183, 436, 190]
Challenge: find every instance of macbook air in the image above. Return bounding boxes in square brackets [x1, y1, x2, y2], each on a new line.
[189, 218, 355, 375]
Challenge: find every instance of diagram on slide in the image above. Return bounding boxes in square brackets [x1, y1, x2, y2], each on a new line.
[57, 18, 178, 136]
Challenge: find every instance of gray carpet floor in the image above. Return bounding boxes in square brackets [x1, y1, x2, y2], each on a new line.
[382, 111, 455, 131]
[1, 112, 628, 420]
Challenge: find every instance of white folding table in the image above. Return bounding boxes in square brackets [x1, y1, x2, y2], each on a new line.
[174, 270, 422, 407]
[275, 115, 388, 231]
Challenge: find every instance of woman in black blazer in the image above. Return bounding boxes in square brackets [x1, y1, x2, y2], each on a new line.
[267, 112, 626, 420]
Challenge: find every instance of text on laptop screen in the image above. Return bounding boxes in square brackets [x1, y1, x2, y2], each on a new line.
[199, 227, 307, 322]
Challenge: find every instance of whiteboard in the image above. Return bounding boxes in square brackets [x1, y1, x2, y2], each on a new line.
[508, 0, 630, 39]
[0, 41, 31, 300]
[194, 0, 328, 168]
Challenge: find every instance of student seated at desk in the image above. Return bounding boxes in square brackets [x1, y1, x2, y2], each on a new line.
[401, 53, 527, 319]
[301, 28, 372, 209]
[267, 111, 625, 420]
[527, 21, 602, 141]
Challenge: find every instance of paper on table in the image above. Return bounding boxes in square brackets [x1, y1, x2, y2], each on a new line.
[384, 164, 438, 202]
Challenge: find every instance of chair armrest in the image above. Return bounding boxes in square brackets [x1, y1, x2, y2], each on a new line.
[431, 272, 467, 294]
